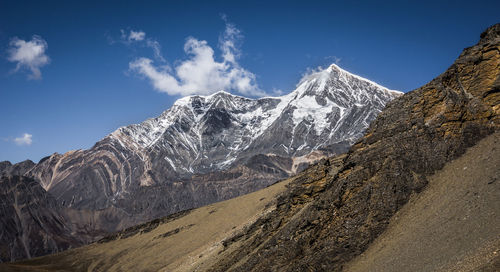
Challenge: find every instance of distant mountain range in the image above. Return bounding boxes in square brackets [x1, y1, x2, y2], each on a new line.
[0, 63, 400, 262]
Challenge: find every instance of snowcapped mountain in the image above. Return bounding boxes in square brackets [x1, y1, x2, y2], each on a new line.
[110, 64, 400, 175]
[24, 63, 400, 226]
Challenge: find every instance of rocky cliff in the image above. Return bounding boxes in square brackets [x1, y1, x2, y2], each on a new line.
[0, 160, 35, 176]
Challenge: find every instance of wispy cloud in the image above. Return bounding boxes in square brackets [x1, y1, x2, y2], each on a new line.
[325, 55, 342, 65]
[129, 20, 264, 97]
[128, 30, 145, 41]
[7, 35, 50, 80]
[145, 39, 164, 62]
[306, 54, 342, 67]
[14, 133, 33, 146]
[118, 29, 165, 62]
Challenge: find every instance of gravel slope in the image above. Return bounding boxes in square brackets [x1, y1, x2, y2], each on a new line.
[345, 131, 500, 272]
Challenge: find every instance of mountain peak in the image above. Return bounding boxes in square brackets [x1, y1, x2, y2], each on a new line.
[290, 63, 401, 109]
[327, 63, 344, 71]
[209, 90, 233, 97]
[173, 90, 248, 108]
[479, 23, 500, 44]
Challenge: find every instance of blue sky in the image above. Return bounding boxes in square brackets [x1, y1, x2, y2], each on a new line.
[1, 0, 499, 163]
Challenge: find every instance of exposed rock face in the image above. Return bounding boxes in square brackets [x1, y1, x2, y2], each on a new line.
[344, 131, 500, 272]
[0, 176, 82, 262]
[206, 24, 500, 271]
[0, 160, 35, 176]
[113, 163, 290, 221]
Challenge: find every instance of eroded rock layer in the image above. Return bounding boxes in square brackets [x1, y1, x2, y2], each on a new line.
[0, 176, 82, 262]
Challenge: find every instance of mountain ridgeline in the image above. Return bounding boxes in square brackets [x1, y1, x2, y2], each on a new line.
[28, 64, 399, 212]
[0, 64, 400, 262]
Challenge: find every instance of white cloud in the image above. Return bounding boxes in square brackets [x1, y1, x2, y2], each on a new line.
[7, 35, 50, 80]
[219, 21, 242, 64]
[14, 133, 32, 146]
[272, 88, 285, 96]
[145, 39, 165, 62]
[129, 30, 145, 41]
[129, 22, 265, 97]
